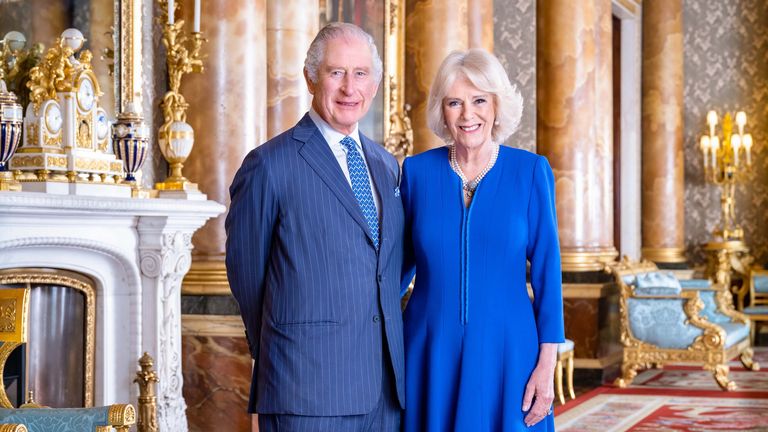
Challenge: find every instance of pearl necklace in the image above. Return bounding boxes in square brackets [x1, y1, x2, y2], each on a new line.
[449, 144, 500, 200]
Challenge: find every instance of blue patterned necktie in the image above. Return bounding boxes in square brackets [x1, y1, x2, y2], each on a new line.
[340, 136, 379, 250]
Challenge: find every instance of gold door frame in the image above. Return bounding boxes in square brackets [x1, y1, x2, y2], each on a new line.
[0, 268, 96, 408]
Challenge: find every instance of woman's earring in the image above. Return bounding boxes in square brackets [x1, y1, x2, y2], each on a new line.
[494, 119, 500, 125]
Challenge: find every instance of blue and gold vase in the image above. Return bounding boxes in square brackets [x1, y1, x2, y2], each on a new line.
[112, 111, 149, 182]
[0, 80, 22, 191]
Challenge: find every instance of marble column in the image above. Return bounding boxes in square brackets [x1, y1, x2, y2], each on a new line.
[468, 0, 493, 52]
[405, 0, 468, 153]
[537, 0, 617, 271]
[641, 0, 686, 264]
[267, 0, 318, 140]
[181, 0, 267, 293]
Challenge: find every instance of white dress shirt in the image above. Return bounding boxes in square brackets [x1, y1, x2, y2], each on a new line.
[308, 109, 381, 215]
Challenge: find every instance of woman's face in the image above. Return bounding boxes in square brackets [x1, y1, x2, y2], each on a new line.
[442, 75, 495, 151]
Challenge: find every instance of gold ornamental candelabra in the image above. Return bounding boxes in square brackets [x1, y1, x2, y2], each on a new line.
[699, 110, 755, 241]
[134, 352, 159, 432]
[155, 0, 205, 192]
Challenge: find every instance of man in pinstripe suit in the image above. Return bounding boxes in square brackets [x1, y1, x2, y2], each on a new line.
[226, 23, 404, 431]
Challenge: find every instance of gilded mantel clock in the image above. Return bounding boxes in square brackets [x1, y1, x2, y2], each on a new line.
[10, 28, 126, 196]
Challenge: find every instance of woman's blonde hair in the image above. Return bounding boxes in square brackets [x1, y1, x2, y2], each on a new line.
[427, 49, 523, 144]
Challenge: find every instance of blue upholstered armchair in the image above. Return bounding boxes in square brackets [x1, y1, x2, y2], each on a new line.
[608, 258, 759, 390]
[0, 288, 136, 432]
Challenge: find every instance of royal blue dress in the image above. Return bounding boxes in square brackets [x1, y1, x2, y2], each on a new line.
[400, 145, 565, 432]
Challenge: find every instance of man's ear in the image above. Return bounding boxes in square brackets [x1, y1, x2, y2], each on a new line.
[304, 68, 316, 95]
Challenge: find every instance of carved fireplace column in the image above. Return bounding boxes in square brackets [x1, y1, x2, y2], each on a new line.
[537, 0, 617, 272]
[405, 0, 469, 153]
[641, 0, 686, 264]
[267, 0, 318, 140]
[137, 209, 223, 432]
[181, 0, 267, 294]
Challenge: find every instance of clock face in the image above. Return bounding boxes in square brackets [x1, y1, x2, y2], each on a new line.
[77, 77, 95, 111]
[96, 112, 109, 140]
[44, 103, 63, 133]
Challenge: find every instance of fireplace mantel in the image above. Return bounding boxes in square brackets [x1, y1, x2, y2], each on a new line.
[0, 191, 225, 432]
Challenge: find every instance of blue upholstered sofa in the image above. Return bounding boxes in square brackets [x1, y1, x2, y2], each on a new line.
[0, 405, 134, 432]
[608, 258, 759, 390]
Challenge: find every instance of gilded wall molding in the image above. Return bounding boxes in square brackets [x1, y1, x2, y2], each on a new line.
[383, 0, 412, 158]
[117, 0, 143, 113]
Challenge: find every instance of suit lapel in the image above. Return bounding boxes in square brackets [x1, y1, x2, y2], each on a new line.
[296, 114, 375, 246]
[361, 134, 393, 259]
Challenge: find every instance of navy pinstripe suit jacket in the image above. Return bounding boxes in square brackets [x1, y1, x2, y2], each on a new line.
[225, 113, 405, 416]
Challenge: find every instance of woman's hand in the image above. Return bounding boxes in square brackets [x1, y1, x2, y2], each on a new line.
[522, 343, 558, 427]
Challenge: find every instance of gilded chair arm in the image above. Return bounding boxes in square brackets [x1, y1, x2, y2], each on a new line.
[0, 425, 27, 432]
[625, 290, 724, 350]
[107, 404, 136, 428]
[683, 285, 749, 325]
[679, 290, 729, 350]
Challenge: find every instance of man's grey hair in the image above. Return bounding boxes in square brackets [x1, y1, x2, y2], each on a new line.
[304, 22, 383, 84]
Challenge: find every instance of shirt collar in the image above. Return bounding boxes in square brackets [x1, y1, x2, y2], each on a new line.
[308, 108, 362, 150]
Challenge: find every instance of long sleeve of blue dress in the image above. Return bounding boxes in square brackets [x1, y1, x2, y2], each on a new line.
[526, 156, 565, 343]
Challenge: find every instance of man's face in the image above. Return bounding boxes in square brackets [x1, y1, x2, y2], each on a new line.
[306, 36, 379, 135]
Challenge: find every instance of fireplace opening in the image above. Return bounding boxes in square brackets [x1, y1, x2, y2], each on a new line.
[0, 268, 96, 408]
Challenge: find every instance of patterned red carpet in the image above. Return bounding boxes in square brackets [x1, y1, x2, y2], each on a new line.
[555, 348, 768, 431]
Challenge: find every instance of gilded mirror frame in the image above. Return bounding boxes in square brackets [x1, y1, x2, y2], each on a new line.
[115, 0, 143, 115]
[382, 0, 412, 158]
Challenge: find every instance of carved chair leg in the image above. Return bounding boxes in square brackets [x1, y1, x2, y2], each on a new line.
[566, 353, 575, 400]
[555, 358, 565, 405]
[740, 347, 761, 371]
[614, 361, 639, 388]
[712, 364, 737, 391]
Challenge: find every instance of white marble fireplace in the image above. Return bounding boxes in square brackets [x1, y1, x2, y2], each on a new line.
[0, 192, 224, 431]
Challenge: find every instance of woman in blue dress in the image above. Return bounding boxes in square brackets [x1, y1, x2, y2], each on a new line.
[400, 49, 565, 431]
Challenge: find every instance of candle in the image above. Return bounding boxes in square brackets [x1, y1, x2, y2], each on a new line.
[743, 134, 753, 166]
[736, 111, 747, 135]
[710, 136, 719, 169]
[731, 134, 741, 166]
[707, 110, 717, 137]
[168, 0, 174, 24]
[194, 0, 201, 32]
[700, 136, 710, 168]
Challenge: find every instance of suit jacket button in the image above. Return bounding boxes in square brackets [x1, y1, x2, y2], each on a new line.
[373, 315, 380, 323]
[377, 274, 383, 282]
